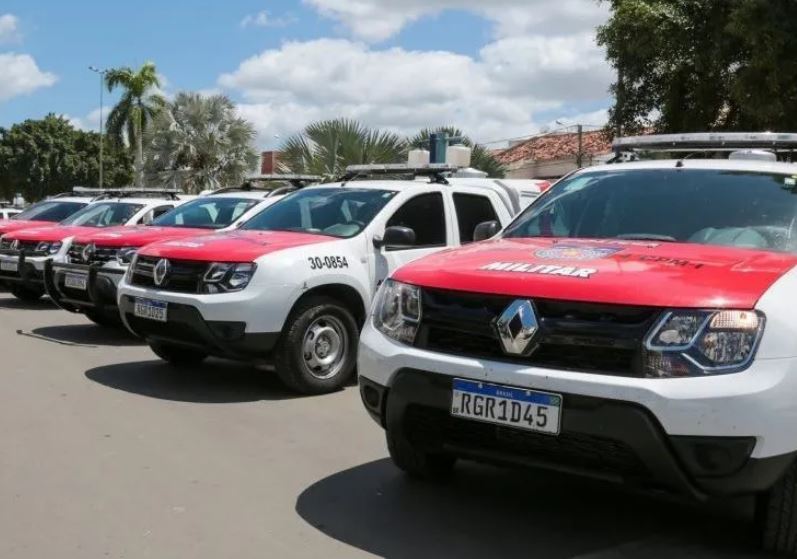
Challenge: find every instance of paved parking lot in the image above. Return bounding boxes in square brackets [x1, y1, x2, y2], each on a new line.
[0, 291, 771, 558]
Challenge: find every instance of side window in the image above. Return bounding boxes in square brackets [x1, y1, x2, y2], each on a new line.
[386, 193, 446, 249]
[152, 205, 174, 219]
[453, 193, 500, 243]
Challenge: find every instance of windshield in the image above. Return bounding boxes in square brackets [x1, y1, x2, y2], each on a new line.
[153, 197, 259, 229]
[504, 168, 797, 253]
[242, 188, 397, 238]
[13, 201, 87, 222]
[61, 202, 144, 227]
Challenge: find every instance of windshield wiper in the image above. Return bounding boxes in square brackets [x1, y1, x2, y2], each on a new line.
[614, 234, 678, 242]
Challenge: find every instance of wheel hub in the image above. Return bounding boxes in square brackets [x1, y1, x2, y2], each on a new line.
[301, 315, 349, 380]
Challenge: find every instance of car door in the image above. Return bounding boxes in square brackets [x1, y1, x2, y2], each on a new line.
[450, 189, 512, 244]
[370, 191, 452, 290]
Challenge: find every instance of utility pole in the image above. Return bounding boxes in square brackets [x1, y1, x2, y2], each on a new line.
[88, 66, 107, 189]
[576, 124, 584, 168]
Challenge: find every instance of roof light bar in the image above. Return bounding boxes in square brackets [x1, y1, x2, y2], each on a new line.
[613, 132, 797, 152]
[344, 163, 461, 175]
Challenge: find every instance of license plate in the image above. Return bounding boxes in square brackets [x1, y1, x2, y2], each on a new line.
[64, 273, 88, 291]
[0, 259, 17, 272]
[133, 298, 168, 322]
[451, 379, 562, 435]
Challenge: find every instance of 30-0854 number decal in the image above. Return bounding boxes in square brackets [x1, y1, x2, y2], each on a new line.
[308, 256, 349, 270]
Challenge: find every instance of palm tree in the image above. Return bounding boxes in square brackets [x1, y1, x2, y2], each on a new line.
[105, 62, 165, 187]
[279, 119, 407, 179]
[408, 126, 506, 178]
[144, 92, 258, 193]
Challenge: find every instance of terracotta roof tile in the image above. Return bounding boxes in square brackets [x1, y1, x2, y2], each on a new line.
[496, 130, 612, 164]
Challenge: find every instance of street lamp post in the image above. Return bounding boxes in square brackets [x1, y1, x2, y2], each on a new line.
[88, 66, 106, 189]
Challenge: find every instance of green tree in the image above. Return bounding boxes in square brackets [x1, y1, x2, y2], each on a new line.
[105, 61, 165, 186]
[279, 118, 407, 179]
[144, 92, 259, 193]
[0, 114, 132, 201]
[598, 0, 797, 134]
[408, 127, 505, 177]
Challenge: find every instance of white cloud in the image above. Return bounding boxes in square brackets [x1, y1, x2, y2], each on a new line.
[0, 53, 57, 102]
[240, 10, 295, 28]
[303, 0, 608, 42]
[0, 14, 21, 44]
[65, 107, 104, 132]
[220, 35, 610, 148]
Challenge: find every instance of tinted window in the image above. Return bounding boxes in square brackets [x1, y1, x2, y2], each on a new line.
[504, 169, 797, 252]
[386, 193, 446, 247]
[62, 202, 144, 227]
[243, 188, 397, 238]
[151, 206, 174, 219]
[13, 201, 86, 222]
[153, 197, 259, 229]
[453, 193, 499, 243]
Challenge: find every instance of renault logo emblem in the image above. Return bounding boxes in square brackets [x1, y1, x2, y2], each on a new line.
[153, 258, 170, 287]
[82, 243, 95, 263]
[496, 300, 539, 355]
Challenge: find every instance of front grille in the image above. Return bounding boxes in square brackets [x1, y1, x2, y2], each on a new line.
[0, 239, 41, 256]
[69, 243, 119, 264]
[416, 288, 660, 376]
[404, 405, 648, 478]
[130, 256, 209, 293]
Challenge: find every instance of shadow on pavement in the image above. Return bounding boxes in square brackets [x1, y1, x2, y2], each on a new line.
[0, 296, 54, 311]
[296, 459, 766, 559]
[32, 324, 144, 347]
[85, 359, 300, 403]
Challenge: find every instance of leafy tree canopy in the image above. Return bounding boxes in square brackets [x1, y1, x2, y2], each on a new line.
[0, 114, 132, 201]
[598, 0, 797, 133]
[144, 92, 258, 193]
[279, 118, 407, 180]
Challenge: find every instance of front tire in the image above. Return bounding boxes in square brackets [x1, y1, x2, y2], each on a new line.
[10, 285, 44, 302]
[274, 295, 359, 395]
[149, 341, 208, 367]
[759, 461, 797, 554]
[386, 421, 456, 480]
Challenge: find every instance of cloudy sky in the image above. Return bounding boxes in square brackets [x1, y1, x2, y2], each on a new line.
[0, 0, 612, 149]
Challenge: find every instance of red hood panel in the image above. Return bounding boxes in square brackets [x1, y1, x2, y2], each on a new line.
[3, 225, 95, 243]
[0, 220, 51, 235]
[392, 238, 797, 309]
[137, 230, 336, 262]
[74, 226, 210, 248]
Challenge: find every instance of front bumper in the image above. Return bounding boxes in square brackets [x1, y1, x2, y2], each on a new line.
[44, 260, 124, 314]
[0, 251, 45, 285]
[362, 370, 794, 499]
[358, 323, 797, 498]
[118, 294, 279, 360]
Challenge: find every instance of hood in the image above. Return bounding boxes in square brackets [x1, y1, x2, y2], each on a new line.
[137, 230, 337, 262]
[392, 237, 797, 309]
[0, 220, 51, 235]
[73, 225, 210, 248]
[3, 225, 95, 243]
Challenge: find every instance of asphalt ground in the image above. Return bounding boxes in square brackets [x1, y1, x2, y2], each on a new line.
[0, 291, 771, 558]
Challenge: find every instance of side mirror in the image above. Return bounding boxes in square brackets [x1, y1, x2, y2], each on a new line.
[373, 226, 416, 250]
[473, 220, 501, 242]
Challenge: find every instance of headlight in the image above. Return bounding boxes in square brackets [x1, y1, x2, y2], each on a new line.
[117, 247, 138, 265]
[644, 309, 764, 377]
[201, 262, 256, 293]
[36, 241, 62, 255]
[373, 279, 422, 345]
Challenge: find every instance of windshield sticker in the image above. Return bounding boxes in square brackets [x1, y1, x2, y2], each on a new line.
[535, 246, 621, 260]
[480, 261, 596, 279]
